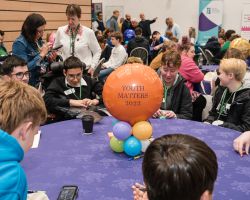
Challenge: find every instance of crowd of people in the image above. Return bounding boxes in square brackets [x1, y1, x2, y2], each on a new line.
[0, 3, 250, 200]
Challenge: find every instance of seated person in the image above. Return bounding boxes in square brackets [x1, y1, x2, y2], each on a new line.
[127, 27, 149, 58]
[149, 31, 167, 61]
[0, 55, 29, 84]
[44, 56, 103, 121]
[126, 56, 143, 64]
[153, 50, 192, 120]
[0, 30, 8, 57]
[149, 40, 177, 70]
[97, 32, 127, 81]
[0, 80, 47, 199]
[132, 134, 218, 200]
[234, 131, 250, 156]
[204, 58, 250, 132]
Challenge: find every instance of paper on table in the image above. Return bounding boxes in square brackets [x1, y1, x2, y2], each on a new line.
[32, 130, 41, 148]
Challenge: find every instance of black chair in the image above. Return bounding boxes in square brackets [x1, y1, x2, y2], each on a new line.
[93, 58, 105, 79]
[204, 49, 215, 65]
[130, 47, 148, 65]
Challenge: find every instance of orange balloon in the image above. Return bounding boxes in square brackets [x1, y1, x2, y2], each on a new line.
[103, 64, 163, 125]
[132, 121, 153, 140]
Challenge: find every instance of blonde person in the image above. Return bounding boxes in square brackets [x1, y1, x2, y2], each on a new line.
[204, 58, 250, 132]
[126, 56, 143, 64]
[0, 80, 47, 199]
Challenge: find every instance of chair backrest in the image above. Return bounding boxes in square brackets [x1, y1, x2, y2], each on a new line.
[93, 58, 105, 78]
[204, 49, 214, 65]
[130, 47, 148, 65]
[200, 80, 212, 95]
[198, 46, 208, 65]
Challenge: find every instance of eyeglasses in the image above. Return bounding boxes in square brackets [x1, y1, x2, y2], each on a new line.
[67, 73, 82, 79]
[11, 71, 30, 79]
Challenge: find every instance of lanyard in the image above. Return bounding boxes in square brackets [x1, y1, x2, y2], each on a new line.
[163, 82, 169, 109]
[71, 85, 82, 100]
[217, 85, 242, 119]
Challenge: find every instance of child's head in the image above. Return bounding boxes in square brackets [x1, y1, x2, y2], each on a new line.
[110, 32, 123, 46]
[219, 58, 247, 82]
[126, 56, 143, 64]
[0, 80, 47, 151]
[142, 134, 218, 200]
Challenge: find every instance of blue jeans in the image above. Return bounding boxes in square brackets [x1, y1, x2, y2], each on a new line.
[99, 68, 114, 81]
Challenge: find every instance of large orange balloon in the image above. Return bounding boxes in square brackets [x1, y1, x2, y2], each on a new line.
[103, 64, 163, 125]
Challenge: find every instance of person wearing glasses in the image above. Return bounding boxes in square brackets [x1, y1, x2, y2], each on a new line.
[0, 55, 30, 84]
[12, 13, 52, 86]
[152, 50, 192, 120]
[44, 56, 103, 121]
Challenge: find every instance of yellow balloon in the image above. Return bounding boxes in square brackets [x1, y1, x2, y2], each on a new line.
[132, 121, 153, 140]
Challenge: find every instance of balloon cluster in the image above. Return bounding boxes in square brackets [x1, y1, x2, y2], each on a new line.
[110, 121, 152, 156]
[103, 64, 163, 157]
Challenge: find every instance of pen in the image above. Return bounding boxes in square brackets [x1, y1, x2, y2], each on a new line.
[128, 154, 144, 161]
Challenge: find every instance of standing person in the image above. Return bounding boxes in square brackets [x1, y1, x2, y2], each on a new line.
[54, 4, 101, 76]
[132, 134, 218, 200]
[139, 13, 157, 40]
[121, 14, 132, 34]
[109, 10, 120, 32]
[0, 55, 29, 84]
[12, 13, 51, 86]
[0, 80, 47, 200]
[178, 38, 206, 122]
[0, 30, 8, 57]
[153, 50, 193, 120]
[165, 17, 181, 40]
[92, 11, 105, 32]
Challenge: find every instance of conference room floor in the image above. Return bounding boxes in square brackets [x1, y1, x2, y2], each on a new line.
[22, 117, 250, 200]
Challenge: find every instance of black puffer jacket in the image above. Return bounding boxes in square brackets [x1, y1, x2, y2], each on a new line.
[127, 36, 149, 56]
[206, 85, 250, 132]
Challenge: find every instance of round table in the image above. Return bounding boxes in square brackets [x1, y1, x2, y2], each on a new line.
[22, 117, 250, 200]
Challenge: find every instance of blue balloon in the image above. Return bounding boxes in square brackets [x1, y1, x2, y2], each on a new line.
[124, 136, 142, 157]
[124, 29, 135, 42]
[113, 121, 131, 140]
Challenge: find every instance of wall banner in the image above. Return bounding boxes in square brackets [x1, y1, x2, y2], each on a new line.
[198, 0, 223, 45]
[241, 4, 250, 40]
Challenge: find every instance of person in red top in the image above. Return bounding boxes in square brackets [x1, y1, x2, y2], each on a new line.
[178, 37, 206, 121]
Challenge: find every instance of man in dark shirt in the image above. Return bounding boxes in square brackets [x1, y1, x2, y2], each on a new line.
[121, 14, 132, 34]
[139, 13, 157, 40]
[44, 56, 103, 120]
[92, 12, 105, 32]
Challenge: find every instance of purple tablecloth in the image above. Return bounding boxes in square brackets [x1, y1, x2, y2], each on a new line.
[201, 65, 219, 72]
[22, 117, 250, 200]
